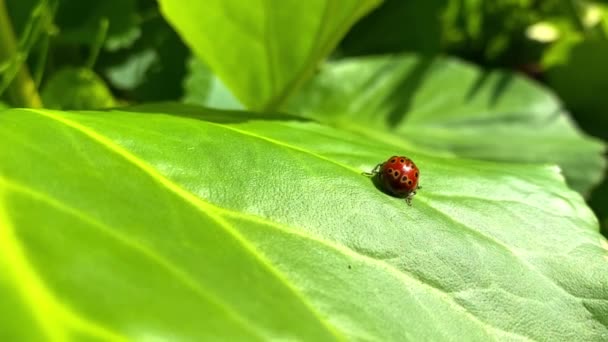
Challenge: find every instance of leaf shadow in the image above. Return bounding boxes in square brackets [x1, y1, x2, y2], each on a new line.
[465, 70, 515, 106]
[384, 56, 435, 128]
[117, 102, 312, 124]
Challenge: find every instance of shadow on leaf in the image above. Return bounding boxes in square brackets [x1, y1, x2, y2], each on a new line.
[116, 102, 312, 124]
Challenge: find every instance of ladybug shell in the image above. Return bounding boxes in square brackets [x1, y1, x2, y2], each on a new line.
[379, 156, 419, 196]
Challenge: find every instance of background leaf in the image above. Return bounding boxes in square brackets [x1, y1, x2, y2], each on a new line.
[340, 0, 448, 55]
[157, 0, 381, 111]
[285, 54, 606, 195]
[41, 67, 115, 109]
[102, 12, 190, 103]
[54, 0, 139, 50]
[546, 39, 608, 141]
[545, 38, 608, 235]
[1, 105, 607, 340]
[182, 57, 242, 110]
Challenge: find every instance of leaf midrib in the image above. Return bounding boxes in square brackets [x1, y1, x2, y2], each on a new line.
[262, 1, 381, 111]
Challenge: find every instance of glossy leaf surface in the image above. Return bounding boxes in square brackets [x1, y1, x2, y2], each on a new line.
[1, 105, 607, 340]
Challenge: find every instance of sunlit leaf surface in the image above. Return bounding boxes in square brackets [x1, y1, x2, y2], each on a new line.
[1, 105, 606, 340]
[158, 0, 381, 111]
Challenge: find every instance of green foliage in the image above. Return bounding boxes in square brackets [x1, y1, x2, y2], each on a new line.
[1, 0, 607, 339]
[158, 0, 381, 111]
[546, 39, 608, 139]
[340, 0, 448, 55]
[341, 0, 608, 69]
[41, 67, 115, 109]
[334, 0, 608, 238]
[54, 0, 139, 50]
[1, 106, 607, 340]
[182, 57, 242, 110]
[285, 54, 605, 194]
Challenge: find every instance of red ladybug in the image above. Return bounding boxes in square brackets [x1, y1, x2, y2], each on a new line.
[367, 156, 420, 205]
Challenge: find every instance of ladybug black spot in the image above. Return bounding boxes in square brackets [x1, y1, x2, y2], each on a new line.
[401, 176, 407, 182]
[400, 158, 405, 163]
[390, 159, 396, 163]
[415, 172, 419, 177]
[408, 180, 413, 185]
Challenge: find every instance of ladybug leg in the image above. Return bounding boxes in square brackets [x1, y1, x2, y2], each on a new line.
[405, 196, 413, 206]
[405, 192, 415, 206]
[363, 163, 383, 177]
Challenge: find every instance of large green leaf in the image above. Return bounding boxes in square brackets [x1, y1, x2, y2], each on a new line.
[1, 105, 607, 340]
[157, 0, 381, 111]
[285, 54, 606, 195]
[182, 57, 243, 110]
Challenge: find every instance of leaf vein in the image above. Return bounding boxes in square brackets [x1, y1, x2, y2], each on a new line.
[0, 176, 266, 340]
[27, 109, 343, 340]
[212, 207, 536, 341]
[417, 198, 606, 319]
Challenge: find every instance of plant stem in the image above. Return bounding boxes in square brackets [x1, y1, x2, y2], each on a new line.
[566, 0, 585, 33]
[0, 0, 42, 108]
[85, 18, 108, 69]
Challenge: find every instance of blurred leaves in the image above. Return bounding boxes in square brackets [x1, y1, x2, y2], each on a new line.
[4, 0, 44, 35]
[340, 0, 608, 70]
[1, 0, 54, 107]
[3, 0, 189, 106]
[158, 0, 381, 111]
[53, 0, 139, 50]
[182, 57, 242, 110]
[285, 54, 606, 195]
[103, 13, 188, 102]
[591, 178, 608, 236]
[545, 39, 608, 139]
[41, 67, 115, 109]
[340, 0, 448, 55]
[545, 37, 608, 232]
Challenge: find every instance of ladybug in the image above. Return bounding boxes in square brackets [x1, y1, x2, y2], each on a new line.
[367, 156, 420, 205]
